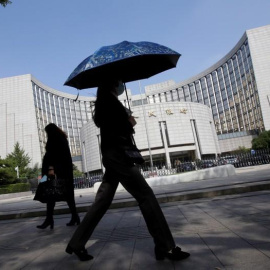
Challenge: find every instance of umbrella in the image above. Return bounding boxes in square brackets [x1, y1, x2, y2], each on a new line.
[64, 40, 180, 89]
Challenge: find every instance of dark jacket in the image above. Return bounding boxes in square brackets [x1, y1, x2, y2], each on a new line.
[42, 135, 74, 198]
[95, 93, 134, 153]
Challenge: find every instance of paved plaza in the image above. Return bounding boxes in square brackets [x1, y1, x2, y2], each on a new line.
[0, 165, 270, 269]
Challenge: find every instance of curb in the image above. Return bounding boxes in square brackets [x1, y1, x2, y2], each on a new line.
[1, 180, 270, 221]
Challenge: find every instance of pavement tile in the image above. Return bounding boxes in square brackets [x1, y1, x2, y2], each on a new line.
[225, 262, 268, 270]
[198, 230, 270, 268]
[115, 209, 142, 229]
[173, 235, 225, 270]
[89, 240, 135, 270]
[131, 238, 175, 270]
[0, 165, 270, 269]
[252, 242, 270, 258]
[59, 240, 104, 270]
[228, 223, 270, 245]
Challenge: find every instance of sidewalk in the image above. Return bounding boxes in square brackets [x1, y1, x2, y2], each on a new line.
[1, 164, 270, 220]
[0, 165, 270, 269]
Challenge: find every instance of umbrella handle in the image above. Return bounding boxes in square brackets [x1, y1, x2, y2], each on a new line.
[74, 90, 79, 102]
[124, 83, 131, 111]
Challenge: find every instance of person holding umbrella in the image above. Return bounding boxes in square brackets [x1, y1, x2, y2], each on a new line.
[65, 79, 190, 262]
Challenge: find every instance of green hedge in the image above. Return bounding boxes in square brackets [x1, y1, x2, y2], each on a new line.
[0, 183, 31, 194]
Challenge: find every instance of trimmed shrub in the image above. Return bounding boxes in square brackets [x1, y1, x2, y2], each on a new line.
[0, 188, 9, 194]
[0, 183, 30, 194]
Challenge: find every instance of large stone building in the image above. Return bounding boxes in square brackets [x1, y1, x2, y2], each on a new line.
[81, 101, 220, 172]
[143, 25, 270, 153]
[0, 75, 95, 169]
[0, 25, 269, 173]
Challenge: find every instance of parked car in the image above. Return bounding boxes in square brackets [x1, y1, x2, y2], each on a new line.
[223, 156, 238, 165]
[217, 159, 227, 166]
[201, 160, 216, 168]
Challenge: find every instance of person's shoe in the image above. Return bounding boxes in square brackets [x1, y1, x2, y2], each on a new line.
[65, 244, 93, 261]
[66, 215, 80, 226]
[155, 246, 190, 261]
[37, 218, 54, 229]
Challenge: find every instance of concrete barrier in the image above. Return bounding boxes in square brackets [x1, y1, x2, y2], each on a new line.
[94, 164, 236, 193]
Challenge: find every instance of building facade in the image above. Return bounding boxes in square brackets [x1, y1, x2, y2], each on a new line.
[0, 25, 269, 172]
[0, 74, 96, 169]
[81, 102, 220, 173]
[143, 25, 270, 152]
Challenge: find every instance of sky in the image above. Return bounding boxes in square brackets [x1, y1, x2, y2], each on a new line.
[1, 0, 270, 97]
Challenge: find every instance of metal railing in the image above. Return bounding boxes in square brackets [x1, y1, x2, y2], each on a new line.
[30, 148, 270, 192]
[73, 175, 102, 189]
[74, 149, 270, 189]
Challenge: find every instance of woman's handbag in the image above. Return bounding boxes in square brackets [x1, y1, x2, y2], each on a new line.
[34, 175, 66, 203]
[124, 136, 145, 165]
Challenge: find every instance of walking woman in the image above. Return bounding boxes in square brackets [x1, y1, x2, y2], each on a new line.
[36, 123, 80, 229]
[66, 80, 190, 261]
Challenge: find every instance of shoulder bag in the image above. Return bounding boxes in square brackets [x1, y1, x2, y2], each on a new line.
[34, 174, 66, 203]
[123, 136, 145, 165]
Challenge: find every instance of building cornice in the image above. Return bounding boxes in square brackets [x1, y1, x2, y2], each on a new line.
[145, 31, 248, 95]
[31, 75, 96, 102]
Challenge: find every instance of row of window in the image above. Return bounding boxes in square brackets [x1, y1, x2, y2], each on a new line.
[145, 39, 264, 135]
[31, 38, 266, 160]
[32, 83, 94, 157]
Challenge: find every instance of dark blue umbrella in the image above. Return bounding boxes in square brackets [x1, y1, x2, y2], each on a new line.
[64, 40, 180, 89]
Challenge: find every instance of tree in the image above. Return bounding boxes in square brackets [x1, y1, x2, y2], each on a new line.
[232, 146, 250, 155]
[252, 130, 270, 150]
[0, 157, 15, 185]
[73, 164, 83, 177]
[25, 163, 41, 180]
[5, 142, 31, 179]
[0, 0, 12, 7]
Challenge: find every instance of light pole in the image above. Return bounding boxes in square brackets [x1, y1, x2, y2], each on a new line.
[97, 134, 104, 173]
[139, 81, 153, 169]
[0, 103, 8, 155]
[15, 166, 19, 178]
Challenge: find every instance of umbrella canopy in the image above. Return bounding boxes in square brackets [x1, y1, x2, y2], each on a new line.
[64, 41, 180, 89]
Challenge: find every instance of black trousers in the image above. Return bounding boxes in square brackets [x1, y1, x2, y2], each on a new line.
[46, 197, 77, 220]
[68, 149, 175, 253]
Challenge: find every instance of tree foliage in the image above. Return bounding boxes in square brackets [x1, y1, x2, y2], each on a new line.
[73, 163, 84, 177]
[25, 163, 41, 180]
[0, 143, 41, 185]
[252, 130, 270, 150]
[5, 142, 31, 178]
[0, 142, 31, 183]
[0, 0, 12, 7]
[231, 146, 250, 155]
[0, 157, 15, 185]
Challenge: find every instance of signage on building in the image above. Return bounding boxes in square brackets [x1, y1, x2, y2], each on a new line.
[165, 109, 173, 115]
[180, 108, 187, 114]
[148, 111, 156, 117]
[148, 108, 188, 117]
